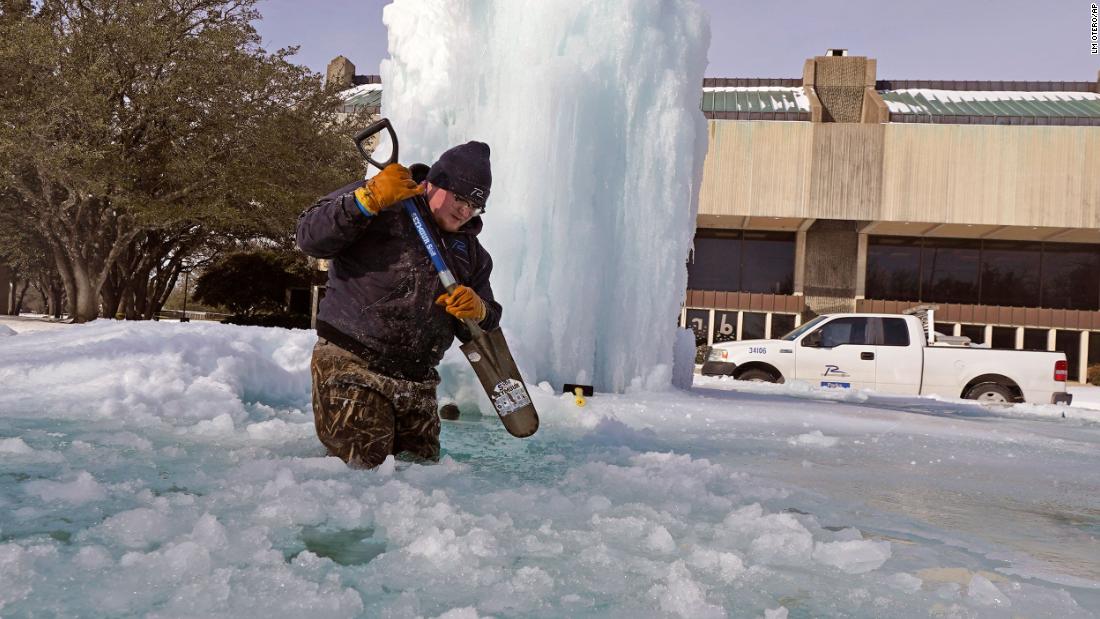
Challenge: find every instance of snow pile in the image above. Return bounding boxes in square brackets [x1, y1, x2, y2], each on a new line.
[378, 0, 710, 393]
[0, 324, 16, 337]
[0, 320, 315, 434]
[1, 321, 1098, 616]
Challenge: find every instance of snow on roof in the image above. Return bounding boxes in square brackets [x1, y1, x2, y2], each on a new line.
[702, 86, 810, 113]
[338, 83, 383, 111]
[339, 82, 1100, 119]
[881, 89, 1100, 117]
[339, 83, 383, 98]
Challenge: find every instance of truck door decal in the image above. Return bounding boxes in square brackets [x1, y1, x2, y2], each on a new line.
[822, 365, 850, 378]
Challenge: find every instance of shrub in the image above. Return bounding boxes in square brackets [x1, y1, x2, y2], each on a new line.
[194, 250, 311, 319]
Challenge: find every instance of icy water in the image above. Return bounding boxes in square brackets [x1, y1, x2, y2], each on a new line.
[3, 321, 1100, 617]
[3, 398, 1099, 617]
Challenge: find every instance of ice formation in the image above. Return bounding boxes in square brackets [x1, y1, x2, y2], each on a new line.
[1, 320, 1097, 616]
[377, 0, 710, 392]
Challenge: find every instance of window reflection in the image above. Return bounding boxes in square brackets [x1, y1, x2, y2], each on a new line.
[881, 318, 910, 346]
[981, 241, 1040, 307]
[687, 235, 740, 292]
[866, 237, 921, 301]
[991, 327, 1017, 350]
[921, 238, 980, 304]
[687, 230, 794, 295]
[741, 312, 767, 340]
[741, 232, 795, 294]
[1042, 243, 1100, 310]
[866, 236, 1100, 310]
[771, 314, 796, 339]
[815, 317, 871, 347]
[1023, 328, 1048, 352]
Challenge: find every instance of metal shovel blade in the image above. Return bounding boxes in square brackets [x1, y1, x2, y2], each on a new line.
[460, 327, 539, 438]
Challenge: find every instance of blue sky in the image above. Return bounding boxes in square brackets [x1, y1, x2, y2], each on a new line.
[253, 0, 1098, 81]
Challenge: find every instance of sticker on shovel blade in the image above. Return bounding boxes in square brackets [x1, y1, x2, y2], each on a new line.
[492, 378, 532, 416]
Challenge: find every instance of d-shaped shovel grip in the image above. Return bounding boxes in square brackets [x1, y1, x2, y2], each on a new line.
[354, 118, 399, 170]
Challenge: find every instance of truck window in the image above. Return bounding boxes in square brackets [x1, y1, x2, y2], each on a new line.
[780, 315, 827, 341]
[810, 317, 871, 347]
[881, 318, 910, 347]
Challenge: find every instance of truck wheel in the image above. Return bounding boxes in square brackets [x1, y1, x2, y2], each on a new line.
[964, 382, 1015, 404]
[737, 368, 779, 383]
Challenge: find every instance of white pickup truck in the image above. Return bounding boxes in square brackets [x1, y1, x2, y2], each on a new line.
[701, 307, 1073, 405]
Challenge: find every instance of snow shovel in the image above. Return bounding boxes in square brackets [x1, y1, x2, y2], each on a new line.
[354, 119, 539, 438]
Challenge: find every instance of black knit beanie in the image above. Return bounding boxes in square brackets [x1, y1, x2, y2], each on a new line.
[426, 141, 492, 209]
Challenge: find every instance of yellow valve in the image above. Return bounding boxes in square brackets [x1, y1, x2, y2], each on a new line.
[573, 387, 586, 407]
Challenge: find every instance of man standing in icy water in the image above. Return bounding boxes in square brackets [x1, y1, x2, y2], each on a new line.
[296, 143, 501, 468]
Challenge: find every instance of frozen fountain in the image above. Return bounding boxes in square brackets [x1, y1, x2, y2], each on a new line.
[379, 0, 710, 393]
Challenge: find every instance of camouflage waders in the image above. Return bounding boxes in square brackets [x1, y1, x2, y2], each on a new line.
[310, 339, 441, 468]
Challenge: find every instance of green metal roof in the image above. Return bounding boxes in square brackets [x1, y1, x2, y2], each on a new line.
[701, 87, 809, 114]
[880, 89, 1100, 118]
[339, 82, 1100, 123]
[339, 84, 382, 112]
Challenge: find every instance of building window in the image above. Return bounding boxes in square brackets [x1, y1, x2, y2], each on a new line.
[713, 310, 738, 343]
[866, 236, 922, 301]
[960, 324, 986, 346]
[686, 309, 710, 346]
[740, 231, 795, 294]
[1041, 243, 1100, 310]
[866, 236, 1100, 310]
[991, 326, 1017, 350]
[1023, 328, 1048, 352]
[687, 234, 740, 292]
[741, 312, 767, 340]
[921, 238, 981, 304]
[688, 230, 794, 294]
[1089, 333, 1100, 382]
[981, 241, 1041, 307]
[771, 314, 796, 338]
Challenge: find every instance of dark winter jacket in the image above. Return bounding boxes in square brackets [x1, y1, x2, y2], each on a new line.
[296, 179, 502, 381]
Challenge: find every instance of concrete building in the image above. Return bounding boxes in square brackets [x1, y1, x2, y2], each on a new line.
[688, 50, 1100, 382]
[328, 51, 1100, 382]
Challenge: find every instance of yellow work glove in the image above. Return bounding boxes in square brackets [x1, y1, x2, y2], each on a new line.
[435, 285, 486, 322]
[353, 163, 422, 216]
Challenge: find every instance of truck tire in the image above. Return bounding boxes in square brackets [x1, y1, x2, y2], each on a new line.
[737, 368, 779, 383]
[963, 382, 1015, 404]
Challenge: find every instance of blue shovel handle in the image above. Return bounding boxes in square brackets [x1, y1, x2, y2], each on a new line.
[401, 198, 487, 338]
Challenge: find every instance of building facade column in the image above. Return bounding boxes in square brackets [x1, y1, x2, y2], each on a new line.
[802, 219, 862, 316]
[1080, 331, 1091, 384]
[854, 232, 868, 300]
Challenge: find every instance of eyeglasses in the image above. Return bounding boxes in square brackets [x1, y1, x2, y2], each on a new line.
[428, 185, 485, 219]
[452, 195, 484, 218]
